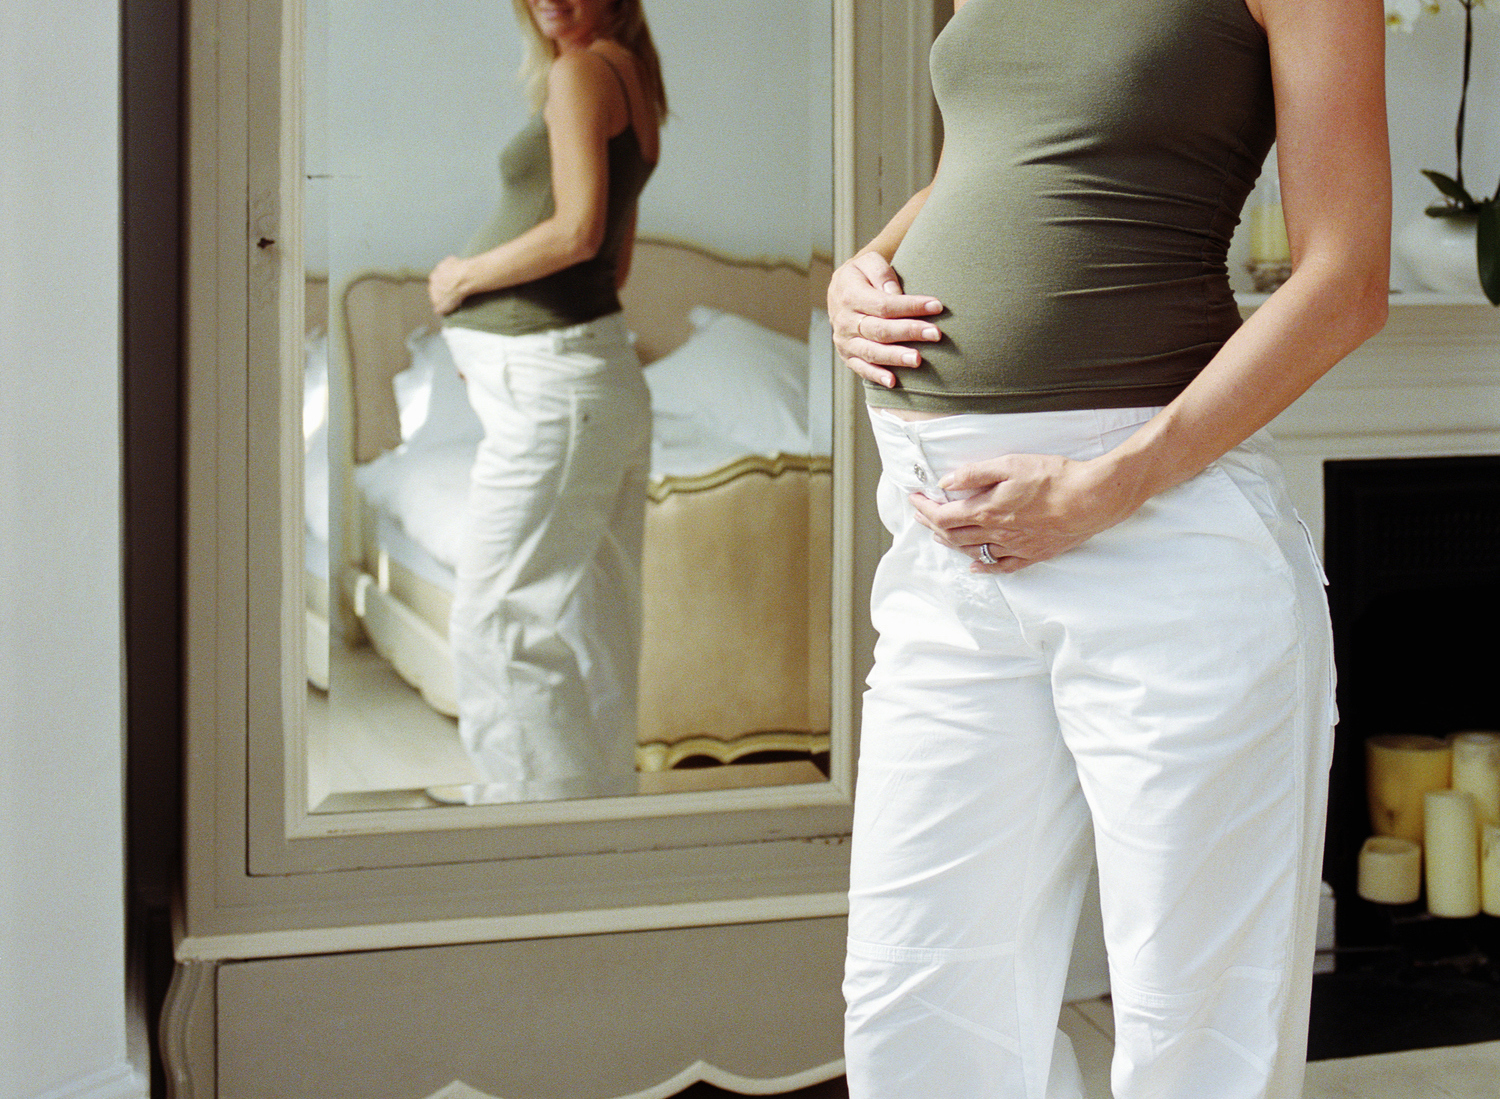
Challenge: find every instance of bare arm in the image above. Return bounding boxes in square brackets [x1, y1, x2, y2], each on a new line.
[429, 51, 618, 314]
[920, 0, 1391, 571]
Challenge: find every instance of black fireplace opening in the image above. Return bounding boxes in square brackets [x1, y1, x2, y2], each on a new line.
[1310, 454, 1500, 1059]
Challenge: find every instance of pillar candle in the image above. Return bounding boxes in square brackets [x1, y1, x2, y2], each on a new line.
[1450, 730, 1500, 827]
[1357, 835, 1422, 905]
[1247, 147, 1290, 264]
[1248, 203, 1291, 264]
[1367, 735, 1453, 844]
[1424, 789, 1481, 918]
[1483, 824, 1500, 918]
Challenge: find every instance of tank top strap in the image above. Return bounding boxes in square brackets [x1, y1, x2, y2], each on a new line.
[596, 52, 633, 112]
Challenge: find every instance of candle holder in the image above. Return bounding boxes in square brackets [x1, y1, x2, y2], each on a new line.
[1245, 259, 1292, 293]
[1246, 145, 1291, 292]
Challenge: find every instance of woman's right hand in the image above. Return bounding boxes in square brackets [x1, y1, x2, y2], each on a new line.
[827, 251, 943, 389]
[428, 256, 473, 316]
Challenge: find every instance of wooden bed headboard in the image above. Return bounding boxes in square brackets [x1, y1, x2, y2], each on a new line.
[341, 274, 443, 464]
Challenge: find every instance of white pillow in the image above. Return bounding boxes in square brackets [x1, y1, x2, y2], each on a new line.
[303, 329, 330, 544]
[303, 328, 328, 442]
[806, 309, 834, 457]
[394, 327, 483, 450]
[645, 307, 811, 478]
[354, 440, 475, 569]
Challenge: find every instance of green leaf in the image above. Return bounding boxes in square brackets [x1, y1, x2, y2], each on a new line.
[1478, 200, 1500, 306]
[1421, 170, 1478, 210]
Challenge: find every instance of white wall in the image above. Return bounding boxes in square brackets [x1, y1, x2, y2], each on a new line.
[644, 0, 830, 260]
[307, 0, 831, 291]
[0, 1, 143, 1096]
[1385, 7, 1499, 288]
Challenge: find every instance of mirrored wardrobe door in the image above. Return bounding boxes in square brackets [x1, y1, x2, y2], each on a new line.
[173, 0, 940, 1094]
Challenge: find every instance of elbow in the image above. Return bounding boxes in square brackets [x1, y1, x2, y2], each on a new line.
[1299, 250, 1389, 351]
[1362, 293, 1389, 345]
[1314, 235, 1392, 347]
[1347, 263, 1389, 346]
[557, 219, 606, 267]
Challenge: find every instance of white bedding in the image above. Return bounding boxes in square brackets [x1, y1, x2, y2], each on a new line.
[306, 530, 329, 580]
[355, 442, 471, 579]
[646, 306, 821, 477]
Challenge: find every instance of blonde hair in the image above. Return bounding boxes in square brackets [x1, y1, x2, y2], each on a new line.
[511, 0, 668, 120]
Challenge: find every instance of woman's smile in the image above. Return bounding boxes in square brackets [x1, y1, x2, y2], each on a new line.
[527, 0, 610, 48]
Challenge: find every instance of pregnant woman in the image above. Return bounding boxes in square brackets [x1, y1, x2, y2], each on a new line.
[427, 0, 664, 804]
[828, 0, 1389, 1096]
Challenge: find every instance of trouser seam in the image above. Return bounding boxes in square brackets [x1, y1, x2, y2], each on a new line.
[846, 938, 1019, 964]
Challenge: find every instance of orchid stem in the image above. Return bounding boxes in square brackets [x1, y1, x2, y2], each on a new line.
[1456, 0, 1473, 201]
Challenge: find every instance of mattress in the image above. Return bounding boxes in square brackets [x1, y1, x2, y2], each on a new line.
[355, 441, 469, 591]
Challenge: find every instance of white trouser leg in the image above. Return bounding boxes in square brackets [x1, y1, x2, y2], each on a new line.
[845, 552, 1095, 1099]
[846, 407, 1335, 1099]
[442, 316, 650, 803]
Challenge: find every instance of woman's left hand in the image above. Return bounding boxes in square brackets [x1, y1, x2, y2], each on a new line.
[428, 256, 471, 315]
[910, 453, 1142, 573]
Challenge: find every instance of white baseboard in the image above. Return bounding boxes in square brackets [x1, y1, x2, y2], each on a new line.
[27, 1064, 149, 1099]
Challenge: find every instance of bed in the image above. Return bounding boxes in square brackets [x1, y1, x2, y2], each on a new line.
[306, 239, 834, 777]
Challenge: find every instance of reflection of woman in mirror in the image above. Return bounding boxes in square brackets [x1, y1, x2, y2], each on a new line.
[829, 0, 1389, 1095]
[426, 0, 664, 803]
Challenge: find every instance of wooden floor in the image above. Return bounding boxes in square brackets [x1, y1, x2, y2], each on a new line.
[306, 643, 478, 810]
[305, 643, 827, 812]
[679, 999, 1500, 1099]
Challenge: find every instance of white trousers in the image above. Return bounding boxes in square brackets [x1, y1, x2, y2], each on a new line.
[442, 316, 650, 803]
[846, 406, 1336, 1099]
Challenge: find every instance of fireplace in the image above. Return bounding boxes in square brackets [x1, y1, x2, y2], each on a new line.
[1259, 298, 1500, 1057]
[1322, 455, 1500, 952]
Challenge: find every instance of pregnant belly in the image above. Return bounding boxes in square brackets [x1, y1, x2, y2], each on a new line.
[890, 228, 1073, 399]
[890, 220, 1228, 404]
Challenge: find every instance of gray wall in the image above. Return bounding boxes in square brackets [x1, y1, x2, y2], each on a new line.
[0, 0, 145, 1093]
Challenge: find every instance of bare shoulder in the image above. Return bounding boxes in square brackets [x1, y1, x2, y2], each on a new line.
[544, 48, 616, 120]
[548, 48, 613, 91]
[1252, 0, 1385, 35]
[586, 38, 637, 72]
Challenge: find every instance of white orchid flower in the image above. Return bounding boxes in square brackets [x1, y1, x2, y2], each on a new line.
[1386, 0, 1426, 30]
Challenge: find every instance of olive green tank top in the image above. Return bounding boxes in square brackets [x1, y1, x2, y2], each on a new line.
[445, 65, 655, 337]
[865, 0, 1275, 414]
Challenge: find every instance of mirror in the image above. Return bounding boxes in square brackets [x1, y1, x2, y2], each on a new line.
[299, 0, 836, 813]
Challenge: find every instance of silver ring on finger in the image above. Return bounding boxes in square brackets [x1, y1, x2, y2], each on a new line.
[978, 543, 997, 565]
[856, 314, 869, 340]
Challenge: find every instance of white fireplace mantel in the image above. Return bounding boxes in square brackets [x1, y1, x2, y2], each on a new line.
[1255, 296, 1500, 548]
